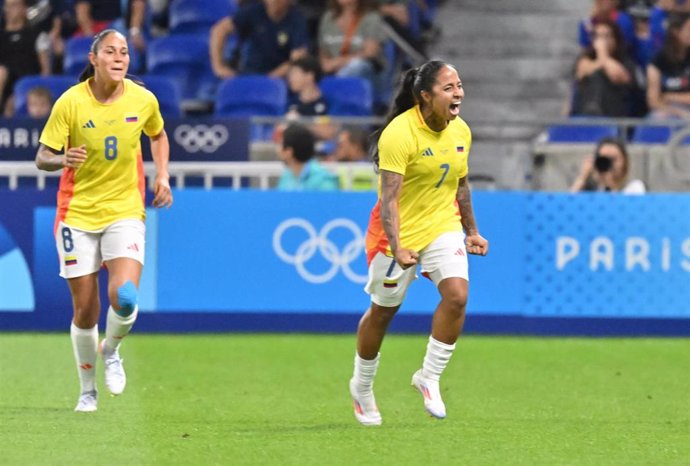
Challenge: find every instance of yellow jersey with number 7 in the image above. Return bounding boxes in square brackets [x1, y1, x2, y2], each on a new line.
[365, 105, 471, 263]
[39, 78, 164, 232]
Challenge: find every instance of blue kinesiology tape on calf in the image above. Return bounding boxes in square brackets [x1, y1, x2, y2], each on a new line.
[116, 280, 138, 316]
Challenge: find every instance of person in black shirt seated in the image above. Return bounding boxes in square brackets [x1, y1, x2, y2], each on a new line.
[0, 0, 51, 116]
[572, 18, 638, 117]
[286, 55, 328, 117]
[281, 55, 336, 141]
[647, 11, 690, 118]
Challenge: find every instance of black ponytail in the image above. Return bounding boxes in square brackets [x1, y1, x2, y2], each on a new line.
[78, 29, 124, 82]
[78, 65, 95, 83]
[370, 60, 454, 170]
[370, 67, 418, 170]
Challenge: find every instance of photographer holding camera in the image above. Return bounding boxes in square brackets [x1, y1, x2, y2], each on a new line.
[570, 137, 647, 193]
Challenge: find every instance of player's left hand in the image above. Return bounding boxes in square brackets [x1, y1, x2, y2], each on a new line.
[152, 174, 173, 208]
[466, 234, 489, 256]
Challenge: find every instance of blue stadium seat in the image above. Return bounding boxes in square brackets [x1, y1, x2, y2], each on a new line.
[63, 36, 143, 76]
[13, 75, 76, 116]
[631, 125, 671, 144]
[320, 76, 373, 116]
[146, 34, 217, 102]
[632, 123, 690, 144]
[214, 75, 287, 116]
[141, 76, 182, 117]
[546, 123, 619, 143]
[63, 37, 92, 76]
[169, 0, 236, 35]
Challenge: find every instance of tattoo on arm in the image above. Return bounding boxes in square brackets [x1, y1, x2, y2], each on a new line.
[380, 170, 403, 253]
[457, 176, 478, 235]
[35, 143, 63, 171]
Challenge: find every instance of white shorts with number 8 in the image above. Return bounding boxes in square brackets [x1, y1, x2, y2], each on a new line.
[55, 219, 145, 279]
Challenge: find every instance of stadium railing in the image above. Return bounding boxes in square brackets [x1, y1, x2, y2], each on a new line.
[0, 161, 379, 191]
[532, 117, 690, 192]
[5, 116, 690, 192]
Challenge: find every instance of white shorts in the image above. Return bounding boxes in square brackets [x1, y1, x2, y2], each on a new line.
[56, 219, 145, 279]
[364, 231, 468, 307]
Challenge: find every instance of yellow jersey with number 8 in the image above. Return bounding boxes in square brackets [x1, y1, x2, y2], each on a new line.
[39, 78, 164, 231]
[365, 105, 471, 262]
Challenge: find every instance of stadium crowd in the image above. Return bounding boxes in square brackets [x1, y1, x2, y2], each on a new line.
[571, 0, 690, 124]
[0, 0, 441, 120]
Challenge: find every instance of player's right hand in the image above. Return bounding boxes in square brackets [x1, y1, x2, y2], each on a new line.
[394, 248, 419, 269]
[64, 145, 87, 169]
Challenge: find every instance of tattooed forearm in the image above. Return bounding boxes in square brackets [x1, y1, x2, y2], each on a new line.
[35, 144, 64, 171]
[380, 170, 403, 253]
[457, 176, 478, 235]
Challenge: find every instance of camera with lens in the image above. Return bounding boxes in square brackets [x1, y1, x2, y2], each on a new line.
[594, 154, 613, 172]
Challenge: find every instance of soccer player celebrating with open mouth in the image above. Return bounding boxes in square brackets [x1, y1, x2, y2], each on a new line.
[350, 60, 489, 425]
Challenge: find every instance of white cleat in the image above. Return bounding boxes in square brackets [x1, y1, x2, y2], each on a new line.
[74, 390, 98, 412]
[411, 369, 446, 419]
[349, 378, 382, 426]
[99, 340, 126, 395]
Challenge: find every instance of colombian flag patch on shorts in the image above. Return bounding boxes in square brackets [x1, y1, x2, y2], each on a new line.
[383, 280, 398, 288]
[65, 256, 78, 266]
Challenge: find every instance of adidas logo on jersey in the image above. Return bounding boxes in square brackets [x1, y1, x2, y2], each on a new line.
[421, 148, 434, 157]
[82, 120, 96, 128]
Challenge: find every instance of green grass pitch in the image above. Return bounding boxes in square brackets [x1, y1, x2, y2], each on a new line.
[1, 333, 688, 465]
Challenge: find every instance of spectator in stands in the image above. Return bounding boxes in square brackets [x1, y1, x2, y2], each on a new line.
[415, 0, 441, 44]
[579, 0, 637, 60]
[570, 137, 646, 193]
[626, 0, 655, 66]
[297, 0, 327, 54]
[26, 85, 53, 119]
[28, 0, 77, 74]
[330, 125, 376, 190]
[649, 0, 690, 54]
[209, 0, 309, 79]
[286, 55, 328, 117]
[332, 125, 369, 161]
[0, 0, 51, 117]
[283, 55, 336, 140]
[276, 122, 339, 190]
[378, 0, 426, 57]
[647, 11, 690, 118]
[571, 19, 638, 117]
[148, 0, 170, 36]
[317, 0, 388, 101]
[73, 0, 147, 53]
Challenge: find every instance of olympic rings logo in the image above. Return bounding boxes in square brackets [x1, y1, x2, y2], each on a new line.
[173, 124, 229, 153]
[272, 218, 368, 284]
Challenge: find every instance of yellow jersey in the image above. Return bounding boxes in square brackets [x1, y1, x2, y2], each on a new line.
[40, 78, 164, 231]
[365, 105, 471, 263]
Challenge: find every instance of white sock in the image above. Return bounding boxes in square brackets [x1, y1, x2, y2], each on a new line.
[353, 352, 380, 390]
[70, 322, 98, 393]
[422, 336, 456, 381]
[104, 305, 138, 352]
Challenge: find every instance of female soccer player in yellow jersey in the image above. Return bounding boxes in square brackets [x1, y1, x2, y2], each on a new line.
[349, 60, 489, 425]
[35, 29, 173, 412]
